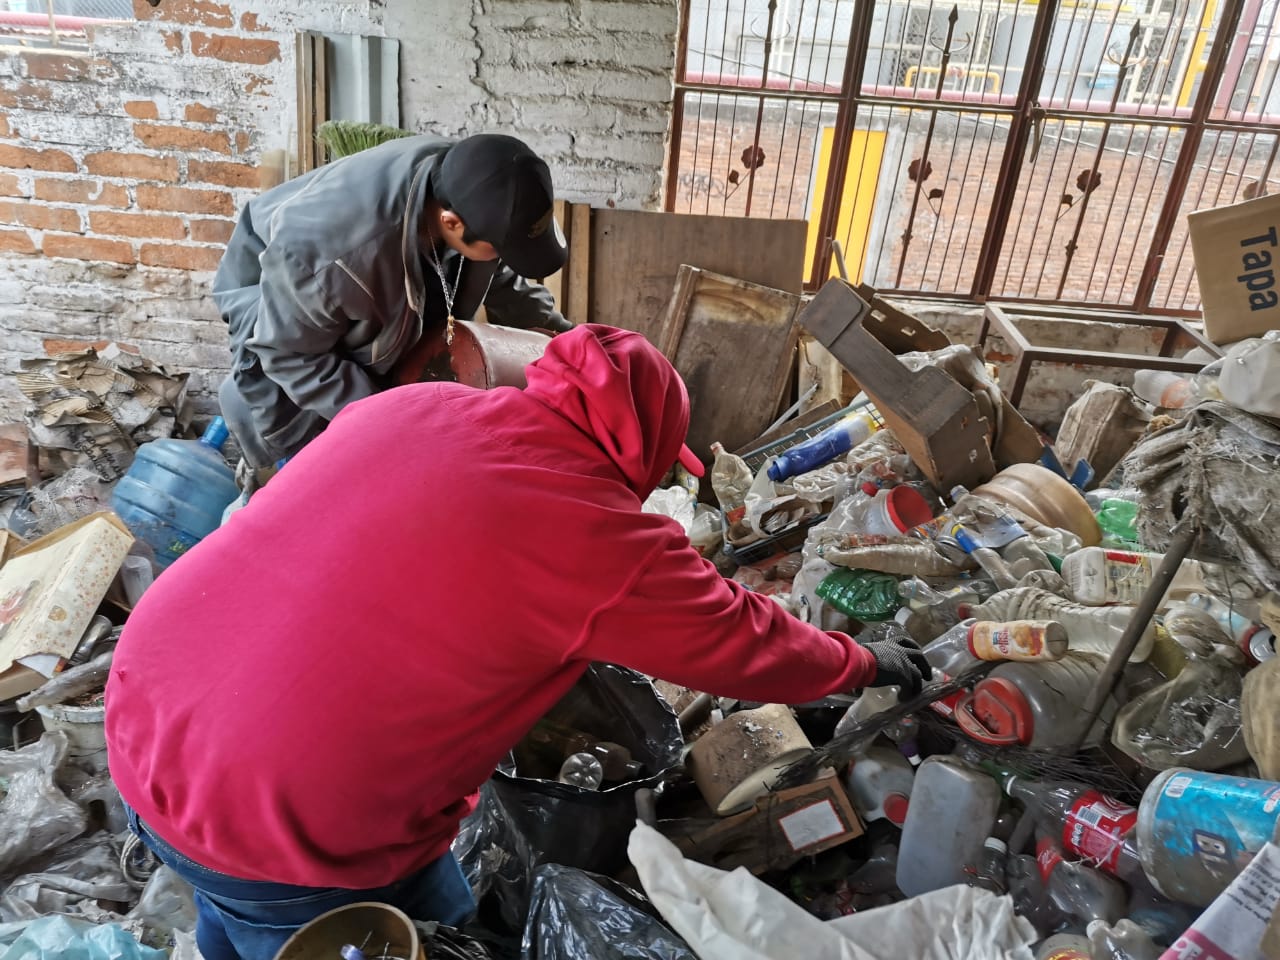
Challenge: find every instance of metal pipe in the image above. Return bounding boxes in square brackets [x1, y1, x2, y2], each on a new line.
[1065, 518, 1199, 753]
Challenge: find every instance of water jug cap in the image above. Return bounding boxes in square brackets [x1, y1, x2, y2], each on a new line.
[200, 417, 230, 451]
[882, 792, 909, 825]
[963, 677, 1034, 745]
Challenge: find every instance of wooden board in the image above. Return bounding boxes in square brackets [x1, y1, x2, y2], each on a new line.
[586, 208, 806, 341]
[659, 266, 802, 463]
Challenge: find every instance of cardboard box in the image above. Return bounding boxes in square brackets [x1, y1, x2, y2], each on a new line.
[660, 769, 864, 874]
[800, 279, 1042, 492]
[1188, 192, 1280, 345]
[0, 530, 25, 569]
[0, 512, 133, 678]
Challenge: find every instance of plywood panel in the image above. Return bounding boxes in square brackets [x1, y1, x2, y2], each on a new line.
[660, 266, 802, 463]
[588, 209, 807, 345]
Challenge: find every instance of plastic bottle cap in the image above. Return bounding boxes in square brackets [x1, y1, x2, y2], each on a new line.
[883, 792, 910, 825]
[967, 678, 1034, 745]
[983, 837, 1008, 854]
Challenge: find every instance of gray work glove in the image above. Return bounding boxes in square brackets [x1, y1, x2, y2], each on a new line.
[860, 633, 933, 697]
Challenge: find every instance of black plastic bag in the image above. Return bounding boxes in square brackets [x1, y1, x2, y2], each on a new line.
[520, 864, 695, 960]
[488, 665, 683, 878]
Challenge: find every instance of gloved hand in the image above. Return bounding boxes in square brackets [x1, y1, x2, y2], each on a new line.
[860, 633, 933, 697]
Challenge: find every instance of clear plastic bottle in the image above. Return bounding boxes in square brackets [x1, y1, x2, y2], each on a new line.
[968, 836, 1009, 894]
[1009, 854, 1068, 937]
[1002, 773, 1144, 881]
[1037, 829, 1129, 925]
[971, 587, 1157, 661]
[896, 756, 1001, 896]
[1061, 547, 1211, 607]
[1183, 592, 1276, 664]
[709, 441, 753, 523]
[832, 684, 901, 748]
[1002, 538, 1056, 580]
[1087, 919, 1162, 960]
[952, 524, 1020, 589]
[767, 410, 881, 482]
[1034, 933, 1093, 959]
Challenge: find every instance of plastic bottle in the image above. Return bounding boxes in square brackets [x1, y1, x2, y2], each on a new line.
[970, 587, 1157, 661]
[1037, 829, 1129, 925]
[1183, 592, 1276, 664]
[1034, 933, 1093, 959]
[1134, 768, 1280, 906]
[1061, 547, 1210, 607]
[1001, 774, 1145, 882]
[832, 684, 902, 743]
[1096, 499, 1141, 547]
[815, 567, 902, 621]
[951, 524, 1020, 589]
[110, 417, 241, 569]
[557, 752, 603, 790]
[1009, 854, 1069, 938]
[845, 840, 900, 895]
[767, 410, 881, 483]
[956, 654, 1120, 749]
[1132, 370, 1195, 409]
[1002, 538, 1056, 580]
[844, 745, 915, 826]
[709, 441, 753, 523]
[928, 619, 1070, 667]
[883, 714, 923, 766]
[896, 756, 1001, 896]
[968, 837, 1008, 894]
[1087, 919, 1162, 960]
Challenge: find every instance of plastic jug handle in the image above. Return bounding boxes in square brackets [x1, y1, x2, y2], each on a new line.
[953, 692, 1022, 746]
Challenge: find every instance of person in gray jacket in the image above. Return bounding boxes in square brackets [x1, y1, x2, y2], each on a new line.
[213, 133, 571, 486]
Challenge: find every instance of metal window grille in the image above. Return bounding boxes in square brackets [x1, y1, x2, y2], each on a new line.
[669, 0, 1280, 313]
[0, 0, 134, 49]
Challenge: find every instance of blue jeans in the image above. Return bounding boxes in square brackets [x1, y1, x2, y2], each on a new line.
[126, 808, 475, 960]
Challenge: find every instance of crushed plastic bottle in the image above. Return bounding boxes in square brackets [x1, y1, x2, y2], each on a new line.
[1037, 828, 1129, 925]
[815, 567, 902, 621]
[1008, 853, 1069, 937]
[968, 837, 1009, 894]
[1096, 499, 1141, 548]
[1183, 592, 1276, 664]
[1087, 919, 1162, 960]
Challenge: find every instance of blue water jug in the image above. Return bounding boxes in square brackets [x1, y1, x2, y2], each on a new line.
[110, 417, 241, 569]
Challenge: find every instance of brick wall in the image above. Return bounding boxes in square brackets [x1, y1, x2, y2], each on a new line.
[0, 0, 678, 424]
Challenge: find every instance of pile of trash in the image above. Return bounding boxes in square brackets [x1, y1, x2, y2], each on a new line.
[3, 304, 1280, 960]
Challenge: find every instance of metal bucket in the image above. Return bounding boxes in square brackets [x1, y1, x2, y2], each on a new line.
[392, 319, 553, 390]
[272, 902, 423, 960]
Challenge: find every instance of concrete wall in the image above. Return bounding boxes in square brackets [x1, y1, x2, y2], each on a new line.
[0, 0, 677, 423]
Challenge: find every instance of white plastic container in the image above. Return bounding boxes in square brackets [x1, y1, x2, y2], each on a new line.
[896, 756, 1000, 896]
[971, 587, 1156, 661]
[1061, 547, 1209, 606]
[36, 702, 107, 773]
[843, 745, 914, 826]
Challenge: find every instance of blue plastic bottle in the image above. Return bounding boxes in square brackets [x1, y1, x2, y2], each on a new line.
[110, 417, 241, 569]
[767, 410, 881, 482]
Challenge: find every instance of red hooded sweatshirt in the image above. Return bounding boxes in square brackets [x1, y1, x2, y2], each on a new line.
[105, 325, 876, 889]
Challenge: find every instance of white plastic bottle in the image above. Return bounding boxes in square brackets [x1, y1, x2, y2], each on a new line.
[843, 745, 914, 826]
[970, 587, 1156, 661]
[832, 685, 901, 744]
[1061, 547, 1209, 606]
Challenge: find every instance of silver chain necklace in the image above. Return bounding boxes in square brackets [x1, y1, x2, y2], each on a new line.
[428, 239, 461, 343]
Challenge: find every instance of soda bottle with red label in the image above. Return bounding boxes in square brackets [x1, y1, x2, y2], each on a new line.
[1036, 828, 1129, 925]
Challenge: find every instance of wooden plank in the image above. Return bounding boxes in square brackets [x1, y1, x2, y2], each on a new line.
[588, 209, 807, 348]
[313, 34, 328, 164]
[796, 336, 843, 413]
[662, 267, 803, 464]
[295, 33, 315, 174]
[567, 203, 593, 325]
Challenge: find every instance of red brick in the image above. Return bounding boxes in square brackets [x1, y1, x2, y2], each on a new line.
[34, 179, 129, 206]
[244, 74, 269, 95]
[21, 51, 90, 82]
[239, 11, 268, 31]
[162, 30, 184, 52]
[43, 233, 133, 263]
[0, 174, 27, 198]
[184, 103, 218, 123]
[85, 151, 180, 182]
[124, 100, 159, 120]
[133, 122, 231, 154]
[188, 159, 255, 188]
[235, 130, 251, 153]
[132, 0, 233, 28]
[43, 337, 135, 354]
[189, 217, 234, 243]
[0, 116, 8, 138]
[0, 201, 81, 233]
[0, 82, 53, 110]
[189, 32, 280, 65]
[0, 228, 35, 254]
[0, 144, 76, 173]
[89, 210, 185, 240]
[139, 242, 223, 271]
[137, 184, 233, 216]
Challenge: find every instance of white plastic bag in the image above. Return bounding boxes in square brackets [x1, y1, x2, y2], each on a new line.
[0, 732, 89, 877]
[628, 823, 1036, 960]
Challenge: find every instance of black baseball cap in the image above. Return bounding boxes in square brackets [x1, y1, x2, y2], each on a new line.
[433, 134, 568, 279]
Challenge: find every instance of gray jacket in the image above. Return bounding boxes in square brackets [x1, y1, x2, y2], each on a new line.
[213, 135, 568, 467]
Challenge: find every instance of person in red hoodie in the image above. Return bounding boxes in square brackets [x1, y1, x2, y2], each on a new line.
[104, 324, 930, 960]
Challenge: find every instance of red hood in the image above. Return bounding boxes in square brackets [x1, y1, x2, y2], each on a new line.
[524, 325, 692, 498]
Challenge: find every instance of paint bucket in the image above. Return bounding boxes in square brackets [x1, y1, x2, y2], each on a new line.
[36, 702, 107, 773]
[687, 703, 813, 814]
[840, 486, 934, 537]
[273, 902, 424, 960]
[1134, 768, 1280, 906]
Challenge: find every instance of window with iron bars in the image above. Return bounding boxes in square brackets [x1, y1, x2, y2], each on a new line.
[0, 0, 134, 49]
[668, 0, 1280, 313]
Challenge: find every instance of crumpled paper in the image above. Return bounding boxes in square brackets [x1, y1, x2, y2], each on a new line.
[16, 344, 188, 482]
[628, 823, 1037, 960]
